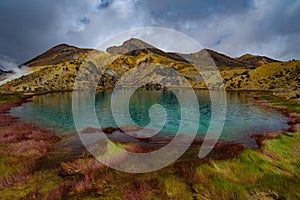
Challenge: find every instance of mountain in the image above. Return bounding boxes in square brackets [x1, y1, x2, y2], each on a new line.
[107, 38, 279, 68]
[21, 44, 94, 67]
[22, 39, 279, 69]
[237, 54, 280, 67]
[106, 38, 155, 54]
[107, 38, 188, 63]
[1, 39, 298, 100]
[181, 49, 251, 67]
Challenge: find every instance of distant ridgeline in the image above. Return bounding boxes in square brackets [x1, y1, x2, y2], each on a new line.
[1, 38, 299, 100]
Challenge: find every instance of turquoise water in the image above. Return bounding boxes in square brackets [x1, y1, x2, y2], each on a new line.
[11, 89, 289, 144]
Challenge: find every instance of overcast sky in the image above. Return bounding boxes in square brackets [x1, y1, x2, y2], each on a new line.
[0, 0, 299, 67]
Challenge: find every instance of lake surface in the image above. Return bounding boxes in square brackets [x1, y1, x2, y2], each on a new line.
[11, 89, 289, 146]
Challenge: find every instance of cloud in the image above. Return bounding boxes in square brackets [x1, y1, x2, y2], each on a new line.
[0, 55, 32, 86]
[140, 0, 254, 22]
[65, 0, 149, 49]
[0, 0, 299, 66]
[0, 0, 99, 63]
[0, 55, 17, 71]
[143, 0, 300, 60]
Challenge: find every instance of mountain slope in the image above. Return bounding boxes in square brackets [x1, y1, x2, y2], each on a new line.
[22, 44, 94, 67]
[107, 38, 188, 63]
[106, 38, 155, 54]
[237, 54, 279, 67]
[181, 49, 251, 67]
[107, 38, 279, 68]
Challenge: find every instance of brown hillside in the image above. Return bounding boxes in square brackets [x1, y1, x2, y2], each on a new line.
[237, 54, 279, 66]
[22, 44, 94, 67]
[181, 49, 251, 67]
[107, 38, 189, 63]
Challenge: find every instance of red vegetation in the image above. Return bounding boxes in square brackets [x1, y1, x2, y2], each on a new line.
[124, 178, 162, 200]
[287, 113, 300, 125]
[0, 171, 30, 190]
[59, 157, 105, 176]
[45, 182, 72, 200]
[0, 99, 61, 190]
[0, 115, 19, 126]
[209, 142, 246, 160]
[7, 140, 49, 158]
[0, 98, 29, 114]
[58, 157, 111, 196]
[0, 124, 60, 144]
[251, 132, 280, 148]
[0, 160, 35, 190]
[124, 142, 154, 153]
[252, 97, 300, 133]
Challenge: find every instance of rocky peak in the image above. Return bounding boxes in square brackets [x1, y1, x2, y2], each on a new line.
[106, 38, 155, 55]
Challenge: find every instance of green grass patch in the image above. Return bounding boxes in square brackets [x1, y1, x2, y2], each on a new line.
[260, 94, 300, 112]
[0, 170, 63, 199]
[164, 175, 193, 199]
[194, 132, 300, 199]
[0, 93, 22, 104]
[0, 156, 17, 178]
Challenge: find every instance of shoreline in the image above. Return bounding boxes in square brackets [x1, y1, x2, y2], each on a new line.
[0, 90, 299, 199]
[251, 94, 300, 133]
[0, 85, 289, 96]
[1, 89, 296, 151]
[3, 89, 295, 143]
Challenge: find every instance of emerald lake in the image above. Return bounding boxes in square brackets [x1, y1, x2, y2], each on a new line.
[10, 89, 289, 146]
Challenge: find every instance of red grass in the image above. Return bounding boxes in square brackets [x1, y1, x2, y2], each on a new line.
[124, 179, 161, 200]
[7, 140, 49, 158]
[0, 124, 60, 144]
[71, 173, 110, 195]
[0, 98, 29, 114]
[0, 115, 19, 126]
[46, 182, 72, 200]
[58, 156, 111, 195]
[0, 99, 63, 191]
[0, 172, 30, 190]
[0, 159, 35, 190]
[0, 104, 15, 114]
[287, 113, 300, 125]
[59, 158, 105, 176]
[124, 143, 153, 153]
[212, 142, 246, 159]
[71, 177, 94, 194]
[251, 132, 280, 148]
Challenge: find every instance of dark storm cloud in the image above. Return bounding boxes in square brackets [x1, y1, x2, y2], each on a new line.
[141, 0, 254, 21]
[0, 0, 299, 67]
[0, 0, 62, 63]
[0, 0, 97, 64]
[97, 0, 111, 9]
[140, 0, 300, 60]
[252, 0, 300, 59]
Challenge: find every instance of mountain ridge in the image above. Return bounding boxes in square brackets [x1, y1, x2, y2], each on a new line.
[107, 38, 189, 63]
[237, 53, 280, 67]
[21, 44, 94, 67]
[1, 38, 298, 100]
[20, 38, 279, 69]
[106, 38, 278, 67]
